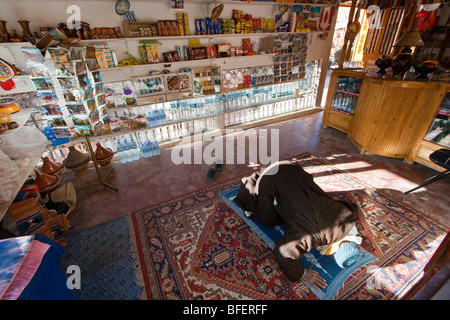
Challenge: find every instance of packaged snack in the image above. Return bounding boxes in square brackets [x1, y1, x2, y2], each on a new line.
[207, 45, 217, 59]
[205, 17, 212, 34]
[139, 46, 148, 64]
[176, 12, 185, 36]
[133, 75, 165, 98]
[183, 12, 190, 35]
[217, 43, 231, 58]
[242, 38, 251, 55]
[183, 45, 189, 60]
[146, 45, 159, 63]
[190, 47, 207, 60]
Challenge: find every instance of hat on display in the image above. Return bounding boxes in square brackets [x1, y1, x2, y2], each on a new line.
[333, 241, 362, 269]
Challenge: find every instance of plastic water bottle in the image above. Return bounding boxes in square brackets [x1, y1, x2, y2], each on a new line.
[154, 139, 160, 156]
[146, 108, 155, 127]
[148, 140, 156, 156]
[137, 133, 147, 158]
[116, 139, 127, 164]
[122, 138, 131, 162]
[143, 140, 151, 158]
[129, 135, 139, 160]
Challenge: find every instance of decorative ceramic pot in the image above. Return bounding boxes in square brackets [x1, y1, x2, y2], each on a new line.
[375, 56, 392, 75]
[34, 169, 60, 192]
[41, 157, 63, 176]
[63, 146, 91, 176]
[0, 20, 10, 41]
[414, 59, 440, 80]
[94, 142, 113, 169]
[18, 20, 32, 38]
[391, 53, 413, 79]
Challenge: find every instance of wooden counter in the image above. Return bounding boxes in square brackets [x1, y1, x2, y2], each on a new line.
[322, 69, 450, 169]
[348, 77, 445, 158]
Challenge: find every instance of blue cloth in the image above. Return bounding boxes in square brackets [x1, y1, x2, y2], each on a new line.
[219, 185, 375, 300]
[18, 234, 75, 300]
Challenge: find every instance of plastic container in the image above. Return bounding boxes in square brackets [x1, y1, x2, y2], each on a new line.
[110, 118, 121, 132]
[136, 114, 147, 128]
[119, 116, 130, 131]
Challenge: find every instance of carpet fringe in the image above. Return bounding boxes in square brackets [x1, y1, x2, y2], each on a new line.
[126, 214, 148, 300]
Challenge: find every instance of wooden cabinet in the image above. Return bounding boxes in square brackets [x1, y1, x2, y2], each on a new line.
[408, 85, 450, 170]
[322, 68, 450, 169]
[349, 77, 444, 158]
[322, 69, 365, 133]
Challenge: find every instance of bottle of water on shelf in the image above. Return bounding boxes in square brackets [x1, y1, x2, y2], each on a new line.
[116, 138, 128, 164]
[122, 137, 132, 163]
[129, 135, 140, 160]
[153, 140, 160, 156]
[160, 106, 168, 126]
[148, 130, 160, 156]
[141, 130, 153, 157]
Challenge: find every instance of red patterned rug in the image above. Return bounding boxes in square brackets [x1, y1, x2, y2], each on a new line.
[130, 153, 448, 300]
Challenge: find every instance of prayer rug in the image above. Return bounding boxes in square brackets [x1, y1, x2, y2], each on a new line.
[219, 185, 376, 300]
[131, 153, 448, 300]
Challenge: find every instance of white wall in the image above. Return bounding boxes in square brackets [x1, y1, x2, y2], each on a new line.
[1, 0, 336, 101]
[0, 0, 334, 61]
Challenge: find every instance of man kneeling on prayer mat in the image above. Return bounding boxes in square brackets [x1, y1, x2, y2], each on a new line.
[233, 161, 363, 290]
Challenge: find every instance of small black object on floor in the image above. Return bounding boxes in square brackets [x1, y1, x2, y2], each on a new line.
[206, 162, 223, 182]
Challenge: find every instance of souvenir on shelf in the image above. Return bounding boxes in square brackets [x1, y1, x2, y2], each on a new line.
[22, 47, 50, 77]
[93, 43, 116, 68]
[222, 68, 251, 92]
[43, 46, 109, 138]
[103, 80, 138, 109]
[133, 74, 167, 104]
[251, 66, 274, 87]
[164, 71, 193, 100]
[192, 67, 221, 96]
[273, 33, 308, 82]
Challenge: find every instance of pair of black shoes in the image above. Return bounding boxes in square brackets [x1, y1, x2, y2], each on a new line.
[206, 162, 223, 182]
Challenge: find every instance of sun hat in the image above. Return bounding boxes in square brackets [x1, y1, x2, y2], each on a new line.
[333, 241, 362, 268]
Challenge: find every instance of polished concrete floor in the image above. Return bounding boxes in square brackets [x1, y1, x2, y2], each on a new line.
[63, 110, 450, 233]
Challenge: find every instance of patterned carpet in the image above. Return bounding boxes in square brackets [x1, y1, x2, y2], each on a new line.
[59, 215, 145, 300]
[60, 153, 449, 300]
[131, 153, 449, 300]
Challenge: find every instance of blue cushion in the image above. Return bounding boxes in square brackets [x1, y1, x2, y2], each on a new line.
[333, 242, 362, 269]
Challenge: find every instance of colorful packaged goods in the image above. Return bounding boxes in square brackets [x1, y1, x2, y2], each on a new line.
[183, 13, 190, 35]
[242, 38, 251, 55]
[207, 45, 217, 59]
[217, 43, 231, 58]
[133, 75, 165, 97]
[176, 12, 185, 36]
[192, 67, 221, 96]
[195, 19, 206, 35]
[223, 19, 235, 34]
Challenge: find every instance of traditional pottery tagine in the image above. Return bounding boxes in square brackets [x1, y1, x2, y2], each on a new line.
[414, 59, 440, 80]
[63, 145, 91, 176]
[41, 157, 63, 176]
[391, 49, 414, 79]
[375, 56, 392, 75]
[94, 142, 113, 169]
[34, 169, 60, 193]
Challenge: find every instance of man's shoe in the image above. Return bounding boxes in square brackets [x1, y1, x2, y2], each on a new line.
[206, 165, 217, 182]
